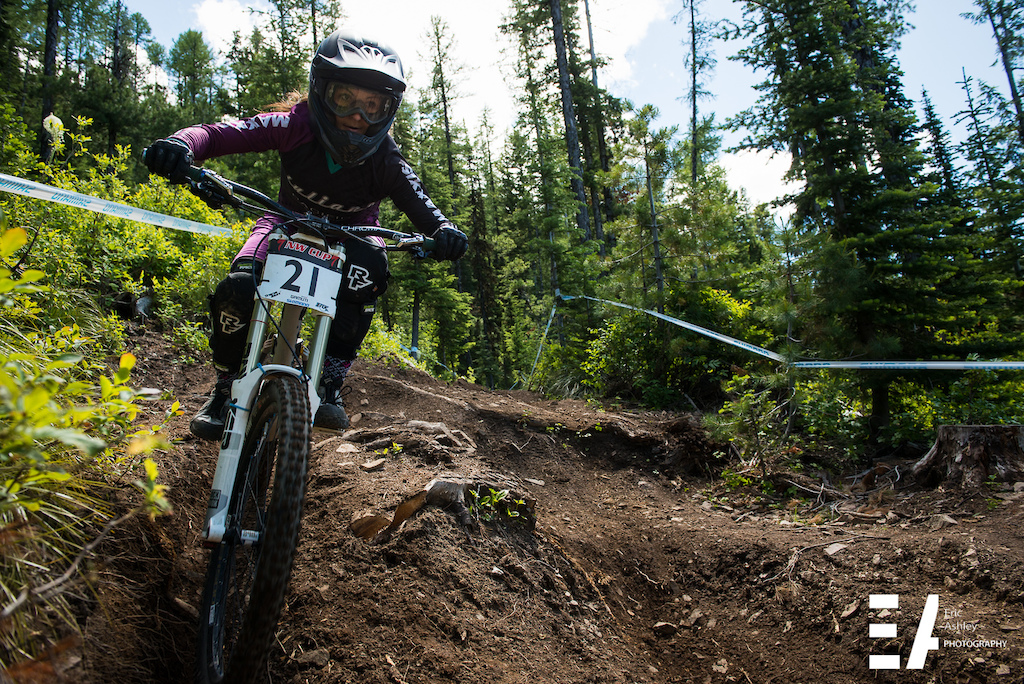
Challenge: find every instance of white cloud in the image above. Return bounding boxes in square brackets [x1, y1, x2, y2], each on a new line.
[133, 43, 170, 91]
[588, 0, 673, 88]
[719, 148, 798, 213]
[194, 0, 266, 55]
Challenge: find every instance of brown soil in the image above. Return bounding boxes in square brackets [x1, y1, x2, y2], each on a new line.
[63, 333, 1024, 683]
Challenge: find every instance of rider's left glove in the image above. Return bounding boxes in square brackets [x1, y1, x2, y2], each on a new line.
[143, 138, 194, 184]
[431, 224, 468, 262]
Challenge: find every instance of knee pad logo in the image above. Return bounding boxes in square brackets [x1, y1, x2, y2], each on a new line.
[219, 311, 246, 335]
[347, 265, 373, 291]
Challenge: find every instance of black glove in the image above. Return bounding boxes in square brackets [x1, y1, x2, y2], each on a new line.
[431, 225, 468, 262]
[143, 138, 194, 184]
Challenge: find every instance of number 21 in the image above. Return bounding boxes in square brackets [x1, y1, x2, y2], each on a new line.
[281, 258, 320, 296]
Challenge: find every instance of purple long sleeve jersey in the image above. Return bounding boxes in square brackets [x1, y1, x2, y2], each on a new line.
[171, 101, 453, 262]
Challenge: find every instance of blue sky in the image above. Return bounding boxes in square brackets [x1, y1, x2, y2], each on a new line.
[125, 0, 1005, 207]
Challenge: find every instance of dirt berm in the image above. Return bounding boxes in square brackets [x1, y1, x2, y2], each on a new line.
[63, 333, 1024, 683]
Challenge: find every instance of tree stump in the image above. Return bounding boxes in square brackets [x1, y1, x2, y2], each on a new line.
[913, 425, 1024, 488]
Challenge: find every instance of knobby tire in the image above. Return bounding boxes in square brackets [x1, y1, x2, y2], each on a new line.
[195, 373, 310, 684]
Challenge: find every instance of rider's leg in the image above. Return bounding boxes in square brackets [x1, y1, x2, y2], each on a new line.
[191, 217, 277, 440]
[314, 238, 390, 432]
[190, 263, 259, 440]
[313, 300, 377, 432]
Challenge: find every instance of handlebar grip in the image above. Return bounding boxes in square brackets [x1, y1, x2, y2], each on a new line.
[185, 166, 206, 183]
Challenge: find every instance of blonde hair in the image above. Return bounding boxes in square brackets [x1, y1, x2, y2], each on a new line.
[263, 91, 308, 113]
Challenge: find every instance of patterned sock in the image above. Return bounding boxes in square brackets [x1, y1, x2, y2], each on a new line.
[322, 356, 352, 388]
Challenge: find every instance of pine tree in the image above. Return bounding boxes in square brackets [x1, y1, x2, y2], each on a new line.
[677, 0, 717, 187]
[467, 111, 507, 387]
[920, 90, 961, 202]
[168, 30, 219, 121]
[579, 0, 613, 254]
[549, 0, 590, 243]
[423, 16, 464, 209]
[956, 71, 1024, 328]
[0, 0, 17, 93]
[39, 0, 59, 157]
[67, 1, 153, 154]
[966, 0, 1024, 145]
[729, 0, 1002, 452]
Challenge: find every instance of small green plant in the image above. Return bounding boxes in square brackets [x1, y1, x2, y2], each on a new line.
[374, 441, 404, 457]
[169, 319, 209, 362]
[704, 493, 730, 507]
[468, 487, 529, 526]
[576, 422, 604, 439]
[360, 317, 417, 366]
[704, 370, 796, 475]
[721, 466, 754, 491]
[0, 227, 176, 667]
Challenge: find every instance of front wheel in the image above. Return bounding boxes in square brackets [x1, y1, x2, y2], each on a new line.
[195, 373, 310, 684]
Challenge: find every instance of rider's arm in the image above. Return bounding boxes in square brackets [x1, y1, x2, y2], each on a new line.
[378, 140, 454, 235]
[170, 103, 316, 162]
[376, 141, 467, 261]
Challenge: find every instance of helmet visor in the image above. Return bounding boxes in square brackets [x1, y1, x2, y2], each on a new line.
[323, 81, 397, 125]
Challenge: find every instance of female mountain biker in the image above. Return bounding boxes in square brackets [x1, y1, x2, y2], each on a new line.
[144, 30, 468, 441]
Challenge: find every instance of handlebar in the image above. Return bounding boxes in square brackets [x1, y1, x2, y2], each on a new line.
[183, 165, 435, 256]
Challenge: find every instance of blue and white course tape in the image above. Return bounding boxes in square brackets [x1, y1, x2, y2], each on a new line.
[560, 293, 1024, 371]
[0, 172, 231, 237]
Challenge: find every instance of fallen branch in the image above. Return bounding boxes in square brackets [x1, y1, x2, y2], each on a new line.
[783, 478, 846, 501]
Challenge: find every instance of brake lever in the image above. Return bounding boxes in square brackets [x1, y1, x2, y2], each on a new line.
[395, 234, 434, 259]
[188, 168, 239, 210]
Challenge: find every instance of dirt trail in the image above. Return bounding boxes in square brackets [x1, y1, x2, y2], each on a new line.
[69, 334, 1024, 683]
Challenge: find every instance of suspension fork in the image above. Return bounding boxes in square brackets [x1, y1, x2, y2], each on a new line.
[201, 298, 275, 545]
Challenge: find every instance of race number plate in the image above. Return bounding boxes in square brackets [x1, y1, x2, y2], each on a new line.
[257, 238, 344, 317]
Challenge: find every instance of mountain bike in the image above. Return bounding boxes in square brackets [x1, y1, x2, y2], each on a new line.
[172, 166, 433, 684]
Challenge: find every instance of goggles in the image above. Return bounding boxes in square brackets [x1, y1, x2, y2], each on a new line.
[322, 81, 396, 125]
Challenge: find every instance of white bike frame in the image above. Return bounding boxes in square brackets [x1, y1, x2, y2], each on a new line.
[201, 228, 345, 544]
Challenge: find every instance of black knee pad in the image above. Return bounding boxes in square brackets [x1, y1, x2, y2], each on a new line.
[209, 269, 258, 371]
[323, 238, 388, 361]
[339, 237, 390, 303]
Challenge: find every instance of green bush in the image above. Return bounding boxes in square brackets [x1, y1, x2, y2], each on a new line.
[359, 316, 418, 366]
[704, 370, 795, 471]
[882, 372, 1024, 446]
[1, 115, 245, 339]
[577, 286, 774, 409]
[0, 227, 173, 668]
[580, 312, 676, 404]
[792, 371, 868, 459]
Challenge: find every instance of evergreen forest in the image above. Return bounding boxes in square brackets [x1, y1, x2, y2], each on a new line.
[2, 0, 1024, 668]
